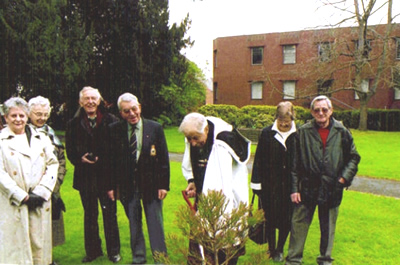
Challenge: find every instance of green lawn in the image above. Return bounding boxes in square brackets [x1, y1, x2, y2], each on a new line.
[350, 130, 400, 180]
[53, 159, 400, 264]
[52, 128, 400, 264]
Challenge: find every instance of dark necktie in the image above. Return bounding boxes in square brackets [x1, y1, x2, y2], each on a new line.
[129, 126, 137, 162]
[89, 118, 96, 128]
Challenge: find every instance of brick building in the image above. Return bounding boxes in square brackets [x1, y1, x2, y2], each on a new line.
[213, 24, 400, 109]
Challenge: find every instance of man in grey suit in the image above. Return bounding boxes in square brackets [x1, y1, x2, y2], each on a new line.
[107, 93, 170, 264]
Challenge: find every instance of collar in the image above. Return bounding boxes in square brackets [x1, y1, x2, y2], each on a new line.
[29, 123, 63, 147]
[272, 120, 297, 136]
[313, 117, 334, 130]
[128, 118, 142, 131]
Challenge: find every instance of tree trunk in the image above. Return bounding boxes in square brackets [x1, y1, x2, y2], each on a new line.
[358, 99, 368, 130]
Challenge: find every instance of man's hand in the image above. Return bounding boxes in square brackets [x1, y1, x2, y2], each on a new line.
[185, 182, 196, 198]
[338, 177, 346, 185]
[107, 190, 115, 201]
[81, 152, 98, 164]
[158, 189, 168, 200]
[291, 192, 301, 204]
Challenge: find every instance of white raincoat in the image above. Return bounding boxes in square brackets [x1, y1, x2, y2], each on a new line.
[182, 117, 250, 212]
[0, 126, 59, 265]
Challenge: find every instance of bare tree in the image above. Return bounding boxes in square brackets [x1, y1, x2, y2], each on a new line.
[319, 0, 397, 130]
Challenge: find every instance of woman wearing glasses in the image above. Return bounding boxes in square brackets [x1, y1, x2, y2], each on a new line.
[28, 96, 67, 265]
[251, 101, 297, 262]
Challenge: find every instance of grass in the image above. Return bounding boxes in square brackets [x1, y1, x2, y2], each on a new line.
[53, 159, 400, 264]
[164, 127, 400, 181]
[52, 128, 400, 264]
[350, 130, 400, 180]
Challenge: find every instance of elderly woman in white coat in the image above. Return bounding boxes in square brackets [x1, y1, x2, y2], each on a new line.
[28, 96, 67, 249]
[0, 97, 59, 265]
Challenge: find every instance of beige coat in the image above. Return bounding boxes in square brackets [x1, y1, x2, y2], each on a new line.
[0, 126, 59, 265]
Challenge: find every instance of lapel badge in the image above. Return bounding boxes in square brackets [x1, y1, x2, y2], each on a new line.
[150, 145, 156, 156]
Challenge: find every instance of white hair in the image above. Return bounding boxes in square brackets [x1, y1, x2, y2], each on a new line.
[28, 96, 51, 114]
[79, 86, 102, 101]
[179, 112, 208, 135]
[117, 93, 140, 110]
[3, 97, 29, 115]
[310, 95, 333, 110]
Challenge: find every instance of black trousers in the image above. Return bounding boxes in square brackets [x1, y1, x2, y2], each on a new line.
[79, 190, 120, 257]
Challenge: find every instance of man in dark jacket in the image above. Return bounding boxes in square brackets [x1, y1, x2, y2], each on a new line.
[285, 95, 360, 265]
[107, 92, 170, 264]
[66, 86, 121, 263]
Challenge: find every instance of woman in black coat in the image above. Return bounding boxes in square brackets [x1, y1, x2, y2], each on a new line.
[251, 101, 297, 262]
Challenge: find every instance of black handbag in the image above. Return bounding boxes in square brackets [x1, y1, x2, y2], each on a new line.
[249, 193, 268, 245]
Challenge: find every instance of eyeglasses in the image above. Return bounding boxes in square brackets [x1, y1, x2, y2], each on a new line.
[31, 112, 49, 118]
[312, 108, 330, 114]
[122, 107, 140, 114]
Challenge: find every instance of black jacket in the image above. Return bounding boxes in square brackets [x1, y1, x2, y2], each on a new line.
[291, 118, 361, 208]
[251, 125, 297, 229]
[107, 118, 170, 203]
[65, 107, 118, 192]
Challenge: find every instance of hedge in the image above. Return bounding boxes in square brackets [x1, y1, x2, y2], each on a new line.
[198, 104, 400, 131]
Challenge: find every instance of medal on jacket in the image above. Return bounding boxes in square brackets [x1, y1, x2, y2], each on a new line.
[150, 145, 156, 156]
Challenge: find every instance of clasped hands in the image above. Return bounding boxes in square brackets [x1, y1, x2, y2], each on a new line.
[23, 192, 45, 210]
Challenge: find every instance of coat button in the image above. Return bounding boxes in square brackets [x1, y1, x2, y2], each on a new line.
[11, 152, 14, 156]
[13, 171, 17, 175]
[40, 153, 44, 157]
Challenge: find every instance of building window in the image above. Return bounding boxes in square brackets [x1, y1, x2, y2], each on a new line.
[213, 82, 218, 103]
[213, 50, 217, 68]
[355, 39, 371, 58]
[283, 81, 296, 99]
[396, 38, 400, 60]
[251, 82, 263, 99]
[251, 47, 263, 65]
[355, 79, 369, 99]
[395, 87, 400, 100]
[317, 79, 334, 94]
[283, 45, 296, 64]
[318, 42, 332, 62]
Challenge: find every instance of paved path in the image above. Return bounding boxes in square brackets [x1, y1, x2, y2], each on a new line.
[169, 153, 400, 199]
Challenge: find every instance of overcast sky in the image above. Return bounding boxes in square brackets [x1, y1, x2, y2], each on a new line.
[168, 0, 400, 80]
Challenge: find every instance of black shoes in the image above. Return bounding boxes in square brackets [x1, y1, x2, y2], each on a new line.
[109, 254, 122, 263]
[269, 251, 284, 262]
[81, 252, 121, 263]
[81, 253, 104, 263]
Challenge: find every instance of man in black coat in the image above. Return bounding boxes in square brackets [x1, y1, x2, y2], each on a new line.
[66, 86, 121, 263]
[107, 92, 170, 264]
[285, 96, 360, 265]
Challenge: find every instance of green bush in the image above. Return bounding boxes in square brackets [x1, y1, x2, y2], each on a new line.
[194, 104, 400, 131]
[367, 109, 400, 131]
[198, 105, 240, 126]
[333, 110, 358, 129]
[199, 104, 309, 129]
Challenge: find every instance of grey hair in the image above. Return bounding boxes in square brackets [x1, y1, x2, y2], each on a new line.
[275, 101, 295, 120]
[28, 96, 51, 114]
[117, 93, 140, 110]
[179, 112, 208, 135]
[79, 86, 102, 101]
[3, 97, 29, 115]
[310, 95, 332, 110]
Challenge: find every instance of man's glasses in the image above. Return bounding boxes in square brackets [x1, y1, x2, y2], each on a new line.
[312, 108, 329, 114]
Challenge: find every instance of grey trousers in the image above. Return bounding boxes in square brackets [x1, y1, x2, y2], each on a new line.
[122, 192, 167, 264]
[285, 203, 339, 265]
